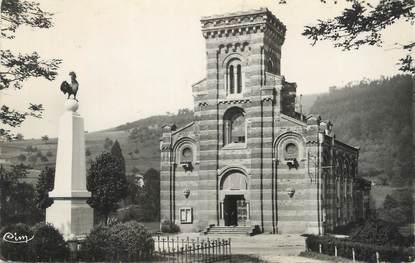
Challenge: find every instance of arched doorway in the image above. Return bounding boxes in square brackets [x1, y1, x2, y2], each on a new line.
[219, 171, 249, 226]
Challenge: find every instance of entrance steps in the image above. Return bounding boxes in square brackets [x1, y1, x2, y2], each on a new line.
[203, 225, 259, 236]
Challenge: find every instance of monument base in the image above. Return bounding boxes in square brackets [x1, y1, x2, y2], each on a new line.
[46, 198, 93, 240]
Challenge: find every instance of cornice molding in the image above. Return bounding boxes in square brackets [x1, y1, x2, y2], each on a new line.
[201, 9, 286, 42]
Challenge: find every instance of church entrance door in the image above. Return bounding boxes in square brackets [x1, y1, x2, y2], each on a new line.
[224, 195, 245, 226]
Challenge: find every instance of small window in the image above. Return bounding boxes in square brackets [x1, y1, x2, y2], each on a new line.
[284, 143, 298, 160]
[180, 207, 193, 224]
[181, 147, 193, 162]
[267, 59, 274, 73]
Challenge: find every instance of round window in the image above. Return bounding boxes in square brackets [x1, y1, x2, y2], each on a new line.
[285, 143, 298, 159]
[182, 147, 193, 162]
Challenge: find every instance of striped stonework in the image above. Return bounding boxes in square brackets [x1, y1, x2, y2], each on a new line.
[160, 8, 370, 235]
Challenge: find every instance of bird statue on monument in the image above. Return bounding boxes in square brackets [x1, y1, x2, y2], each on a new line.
[60, 71, 79, 101]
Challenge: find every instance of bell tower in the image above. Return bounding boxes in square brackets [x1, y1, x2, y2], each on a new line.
[191, 9, 288, 231]
[197, 8, 286, 103]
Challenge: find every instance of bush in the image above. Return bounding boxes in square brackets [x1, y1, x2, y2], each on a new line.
[79, 225, 112, 261]
[349, 218, 407, 246]
[161, 219, 180, 233]
[30, 223, 69, 261]
[0, 223, 68, 262]
[0, 223, 33, 261]
[117, 205, 145, 222]
[80, 221, 154, 261]
[305, 234, 412, 263]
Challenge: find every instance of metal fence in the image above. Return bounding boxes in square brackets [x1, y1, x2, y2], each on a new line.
[154, 236, 232, 263]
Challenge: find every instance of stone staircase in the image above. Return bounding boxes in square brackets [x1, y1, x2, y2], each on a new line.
[203, 225, 259, 236]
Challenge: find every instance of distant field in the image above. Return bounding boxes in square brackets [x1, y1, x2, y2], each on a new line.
[1, 129, 161, 180]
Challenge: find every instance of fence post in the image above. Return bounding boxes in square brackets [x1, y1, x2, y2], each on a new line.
[376, 251, 379, 263]
[334, 245, 337, 257]
[207, 238, 210, 262]
[157, 236, 161, 253]
[228, 238, 232, 262]
[205, 241, 209, 262]
[181, 239, 185, 263]
[192, 239, 196, 260]
[218, 239, 221, 260]
[177, 236, 180, 258]
[352, 247, 355, 262]
[173, 238, 176, 263]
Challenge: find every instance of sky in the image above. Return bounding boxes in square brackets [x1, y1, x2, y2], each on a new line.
[2, 0, 413, 138]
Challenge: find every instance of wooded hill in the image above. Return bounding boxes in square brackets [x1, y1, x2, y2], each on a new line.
[309, 75, 413, 187]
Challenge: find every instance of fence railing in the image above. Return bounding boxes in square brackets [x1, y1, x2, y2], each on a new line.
[154, 236, 232, 263]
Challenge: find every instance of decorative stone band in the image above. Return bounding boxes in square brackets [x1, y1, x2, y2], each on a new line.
[161, 145, 172, 152]
[218, 99, 251, 105]
[198, 102, 209, 107]
[261, 96, 273, 102]
[202, 24, 284, 43]
[201, 8, 286, 34]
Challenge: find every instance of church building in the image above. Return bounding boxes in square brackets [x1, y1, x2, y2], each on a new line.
[160, 8, 370, 235]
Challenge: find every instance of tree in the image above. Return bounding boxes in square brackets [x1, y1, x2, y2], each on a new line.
[1, 0, 62, 140]
[103, 137, 113, 150]
[110, 140, 125, 174]
[0, 164, 42, 226]
[15, 133, 23, 140]
[17, 153, 26, 162]
[138, 168, 160, 221]
[383, 194, 398, 210]
[128, 127, 140, 141]
[34, 166, 55, 210]
[87, 152, 128, 224]
[280, 0, 415, 74]
[41, 135, 49, 142]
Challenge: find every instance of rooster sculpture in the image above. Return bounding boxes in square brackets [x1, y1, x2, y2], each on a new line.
[60, 71, 79, 101]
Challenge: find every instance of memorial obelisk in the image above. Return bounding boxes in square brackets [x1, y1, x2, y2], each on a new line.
[46, 72, 93, 240]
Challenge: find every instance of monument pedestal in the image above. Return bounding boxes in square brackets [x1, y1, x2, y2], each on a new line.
[46, 99, 93, 240]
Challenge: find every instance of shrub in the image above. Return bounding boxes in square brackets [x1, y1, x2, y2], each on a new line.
[161, 219, 180, 233]
[109, 221, 154, 260]
[117, 205, 145, 222]
[29, 223, 68, 261]
[305, 234, 412, 263]
[349, 218, 407, 246]
[0, 223, 33, 261]
[80, 221, 154, 261]
[79, 225, 112, 261]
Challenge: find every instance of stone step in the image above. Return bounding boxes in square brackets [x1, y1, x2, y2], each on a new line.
[204, 225, 259, 235]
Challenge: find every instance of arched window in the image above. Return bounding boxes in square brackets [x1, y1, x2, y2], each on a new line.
[223, 107, 245, 145]
[226, 59, 243, 96]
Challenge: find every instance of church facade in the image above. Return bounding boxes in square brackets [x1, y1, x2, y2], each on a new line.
[160, 8, 370, 235]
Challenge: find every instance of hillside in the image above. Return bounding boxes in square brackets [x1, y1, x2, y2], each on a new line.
[0, 109, 194, 177]
[1, 76, 412, 189]
[309, 75, 413, 187]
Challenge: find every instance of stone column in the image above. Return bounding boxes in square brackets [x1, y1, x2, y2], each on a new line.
[46, 99, 93, 240]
